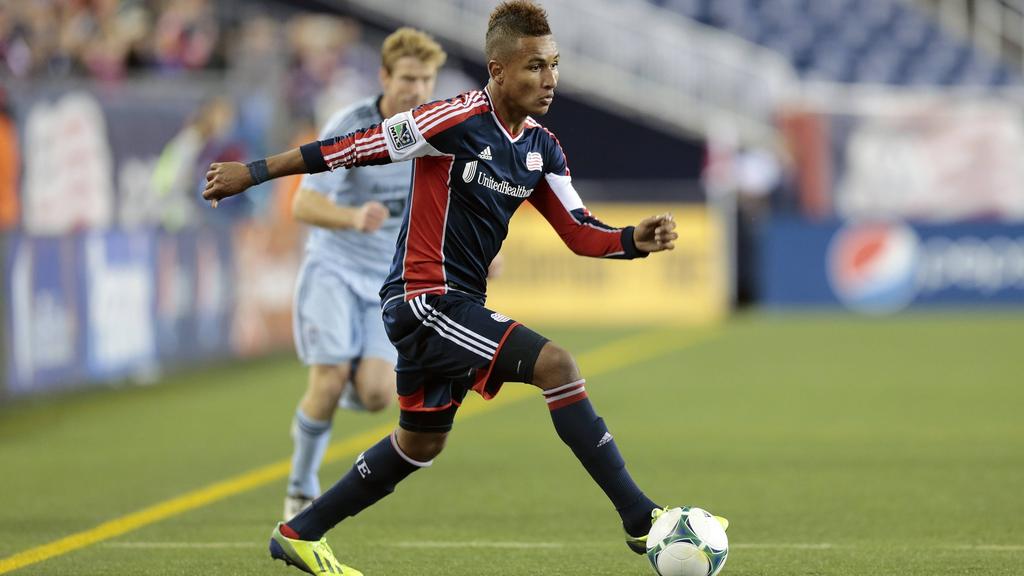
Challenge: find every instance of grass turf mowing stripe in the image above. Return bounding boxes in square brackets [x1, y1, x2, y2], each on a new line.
[0, 327, 712, 574]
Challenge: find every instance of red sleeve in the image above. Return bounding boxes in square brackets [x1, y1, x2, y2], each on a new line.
[528, 177, 644, 260]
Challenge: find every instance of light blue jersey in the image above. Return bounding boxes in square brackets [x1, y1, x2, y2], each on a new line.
[299, 96, 410, 301]
[293, 96, 407, 367]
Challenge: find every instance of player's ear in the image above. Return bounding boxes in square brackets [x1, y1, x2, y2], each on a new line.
[488, 60, 504, 84]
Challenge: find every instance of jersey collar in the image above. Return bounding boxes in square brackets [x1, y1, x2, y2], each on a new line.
[483, 86, 525, 144]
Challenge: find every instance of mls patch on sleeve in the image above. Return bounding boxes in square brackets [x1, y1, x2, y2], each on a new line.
[388, 119, 417, 151]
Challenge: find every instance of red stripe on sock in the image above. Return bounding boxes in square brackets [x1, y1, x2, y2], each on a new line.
[547, 390, 588, 411]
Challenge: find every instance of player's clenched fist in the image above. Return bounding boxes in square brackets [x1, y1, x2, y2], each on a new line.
[355, 201, 390, 233]
[203, 161, 253, 207]
[633, 213, 678, 253]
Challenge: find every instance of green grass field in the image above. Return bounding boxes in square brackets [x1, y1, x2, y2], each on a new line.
[1, 313, 1022, 575]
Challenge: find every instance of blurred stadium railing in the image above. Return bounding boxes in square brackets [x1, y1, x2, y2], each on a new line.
[341, 0, 798, 148]
[910, 0, 1024, 78]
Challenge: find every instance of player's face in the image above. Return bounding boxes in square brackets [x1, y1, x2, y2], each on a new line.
[502, 35, 559, 116]
[380, 56, 439, 115]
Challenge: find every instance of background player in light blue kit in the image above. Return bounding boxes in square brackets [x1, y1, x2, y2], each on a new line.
[284, 27, 448, 520]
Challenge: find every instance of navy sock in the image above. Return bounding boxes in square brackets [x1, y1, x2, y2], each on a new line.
[543, 380, 659, 537]
[286, 432, 430, 540]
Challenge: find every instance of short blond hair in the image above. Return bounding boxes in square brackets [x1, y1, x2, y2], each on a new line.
[381, 27, 447, 73]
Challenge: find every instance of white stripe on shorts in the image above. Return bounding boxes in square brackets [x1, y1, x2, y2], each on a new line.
[410, 296, 498, 352]
[416, 297, 500, 349]
[409, 296, 495, 360]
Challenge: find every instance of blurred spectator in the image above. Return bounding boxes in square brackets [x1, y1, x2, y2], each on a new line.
[285, 14, 366, 124]
[152, 0, 218, 72]
[152, 95, 236, 230]
[79, 0, 152, 81]
[0, 86, 17, 230]
[228, 15, 285, 162]
[270, 118, 317, 226]
[0, 0, 208, 79]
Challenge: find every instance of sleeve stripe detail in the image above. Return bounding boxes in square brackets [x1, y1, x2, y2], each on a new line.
[354, 134, 386, 152]
[414, 95, 467, 125]
[326, 147, 388, 170]
[538, 124, 570, 177]
[414, 91, 484, 126]
[322, 134, 390, 169]
[323, 132, 384, 162]
[418, 98, 490, 138]
[411, 99, 454, 121]
[358, 143, 388, 158]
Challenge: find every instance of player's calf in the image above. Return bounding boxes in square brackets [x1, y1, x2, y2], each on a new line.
[287, 363, 351, 512]
[532, 342, 660, 541]
[285, 431, 434, 540]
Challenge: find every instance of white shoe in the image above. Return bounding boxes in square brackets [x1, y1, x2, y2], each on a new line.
[283, 494, 315, 521]
[338, 384, 367, 412]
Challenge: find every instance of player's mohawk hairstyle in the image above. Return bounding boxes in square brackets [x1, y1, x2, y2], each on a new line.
[485, 1, 552, 60]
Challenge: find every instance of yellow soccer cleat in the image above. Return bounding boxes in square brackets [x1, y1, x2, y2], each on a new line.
[269, 523, 363, 575]
[625, 507, 729, 555]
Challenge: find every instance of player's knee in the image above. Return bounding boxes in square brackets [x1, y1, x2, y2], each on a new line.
[354, 369, 395, 412]
[360, 387, 392, 412]
[303, 365, 350, 418]
[532, 342, 581, 390]
[397, 429, 448, 462]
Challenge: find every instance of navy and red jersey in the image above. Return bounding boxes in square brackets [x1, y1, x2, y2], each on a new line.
[300, 87, 647, 306]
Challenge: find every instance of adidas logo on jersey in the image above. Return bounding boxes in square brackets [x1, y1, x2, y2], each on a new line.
[478, 146, 493, 160]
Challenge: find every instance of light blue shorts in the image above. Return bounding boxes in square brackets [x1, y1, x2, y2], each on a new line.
[292, 261, 397, 366]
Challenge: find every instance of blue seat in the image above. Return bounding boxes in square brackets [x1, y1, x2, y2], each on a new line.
[645, 0, 1022, 86]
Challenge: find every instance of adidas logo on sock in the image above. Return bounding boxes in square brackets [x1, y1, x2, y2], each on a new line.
[478, 146, 493, 160]
[597, 432, 613, 448]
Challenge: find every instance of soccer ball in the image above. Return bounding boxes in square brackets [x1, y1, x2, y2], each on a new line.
[646, 507, 729, 576]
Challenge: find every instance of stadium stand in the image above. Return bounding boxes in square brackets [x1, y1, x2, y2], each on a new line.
[650, 0, 1021, 86]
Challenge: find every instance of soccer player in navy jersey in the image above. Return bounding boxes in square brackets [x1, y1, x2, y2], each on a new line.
[204, 2, 725, 574]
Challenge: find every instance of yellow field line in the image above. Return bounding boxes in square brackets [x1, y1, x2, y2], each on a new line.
[0, 327, 715, 574]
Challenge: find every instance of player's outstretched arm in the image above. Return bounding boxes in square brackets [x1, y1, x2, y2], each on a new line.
[633, 213, 678, 253]
[292, 188, 389, 233]
[203, 148, 308, 207]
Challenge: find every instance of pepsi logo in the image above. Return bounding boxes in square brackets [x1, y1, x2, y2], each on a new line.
[827, 223, 920, 314]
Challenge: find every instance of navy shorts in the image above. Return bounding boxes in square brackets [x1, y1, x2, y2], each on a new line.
[382, 292, 548, 433]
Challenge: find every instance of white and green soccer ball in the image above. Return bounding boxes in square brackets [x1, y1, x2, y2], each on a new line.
[646, 507, 729, 576]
